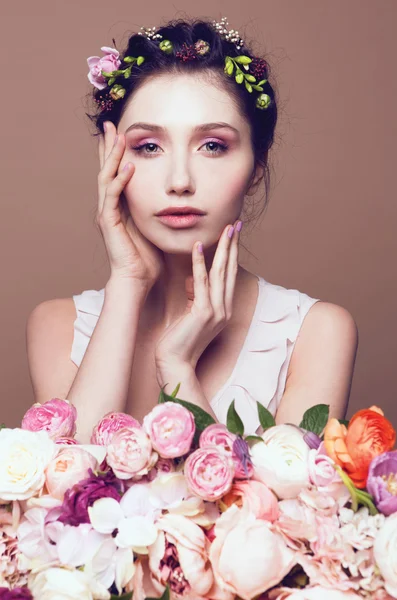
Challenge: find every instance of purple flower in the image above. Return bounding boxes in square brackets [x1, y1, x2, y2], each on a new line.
[57, 468, 124, 526]
[0, 588, 32, 600]
[367, 450, 397, 515]
[303, 431, 322, 450]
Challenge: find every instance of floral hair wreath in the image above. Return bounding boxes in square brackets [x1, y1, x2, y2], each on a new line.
[87, 16, 272, 114]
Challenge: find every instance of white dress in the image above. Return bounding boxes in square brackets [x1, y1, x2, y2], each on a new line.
[71, 275, 321, 435]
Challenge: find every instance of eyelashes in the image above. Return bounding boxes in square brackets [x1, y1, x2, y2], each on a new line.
[130, 140, 229, 157]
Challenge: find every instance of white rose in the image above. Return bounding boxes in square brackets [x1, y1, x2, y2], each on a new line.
[250, 424, 310, 499]
[29, 566, 110, 600]
[373, 512, 397, 597]
[0, 428, 56, 501]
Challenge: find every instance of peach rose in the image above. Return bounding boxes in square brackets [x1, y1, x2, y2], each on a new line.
[222, 479, 279, 522]
[323, 406, 396, 488]
[106, 426, 157, 479]
[209, 504, 297, 600]
[45, 446, 98, 500]
[266, 587, 361, 599]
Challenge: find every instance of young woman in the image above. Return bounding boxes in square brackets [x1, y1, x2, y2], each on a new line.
[26, 17, 358, 443]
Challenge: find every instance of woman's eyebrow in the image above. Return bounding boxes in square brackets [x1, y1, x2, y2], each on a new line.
[124, 122, 240, 136]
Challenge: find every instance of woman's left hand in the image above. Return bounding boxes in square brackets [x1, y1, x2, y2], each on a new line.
[154, 219, 242, 374]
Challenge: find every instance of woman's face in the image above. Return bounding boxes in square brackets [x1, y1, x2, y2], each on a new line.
[117, 72, 257, 253]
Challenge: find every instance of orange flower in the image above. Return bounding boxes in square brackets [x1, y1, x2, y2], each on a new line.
[323, 405, 396, 488]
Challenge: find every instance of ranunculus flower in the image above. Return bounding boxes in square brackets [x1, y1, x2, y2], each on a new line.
[106, 426, 157, 479]
[184, 446, 234, 501]
[21, 398, 77, 440]
[143, 402, 195, 458]
[367, 451, 397, 515]
[200, 424, 253, 479]
[323, 406, 396, 489]
[374, 511, 397, 597]
[0, 588, 33, 599]
[57, 469, 123, 526]
[222, 479, 279, 521]
[28, 566, 110, 600]
[91, 411, 141, 446]
[250, 425, 310, 499]
[87, 46, 121, 91]
[45, 446, 98, 500]
[209, 504, 297, 600]
[0, 429, 56, 501]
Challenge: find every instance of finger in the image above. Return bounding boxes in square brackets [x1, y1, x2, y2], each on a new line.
[191, 241, 211, 314]
[101, 162, 135, 218]
[98, 134, 104, 170]
[225, 220, 241, 317]
[208, 224, 234, 313]
[104, 120, 117, 162]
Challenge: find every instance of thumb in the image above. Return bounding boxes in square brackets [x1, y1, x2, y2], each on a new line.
[184, 275, 195, 311]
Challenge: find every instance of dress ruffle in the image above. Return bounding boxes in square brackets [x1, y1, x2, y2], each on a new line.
[70, 279, 320, 436]
[209, 279, 320, 435]
[71, 289, 105, 368]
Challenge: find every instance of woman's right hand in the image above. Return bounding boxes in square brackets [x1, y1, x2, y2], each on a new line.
[97, 120, 165, 289]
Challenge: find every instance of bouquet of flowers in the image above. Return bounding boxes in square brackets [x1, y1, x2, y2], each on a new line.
[1, 385, 397, 600]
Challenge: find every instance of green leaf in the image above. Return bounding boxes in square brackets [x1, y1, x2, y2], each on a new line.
[299, 404, 329, 436]
[226, 400, 244, 436]
[171, 383, 181, 397]
[245, 74, 256, 82]
[257, 401, 276, 430]
[110, 592, 133, 599]
[158, 386, 216, 431]
[244, 80, 253, 93]
[251, 85, 264, 92]
[235, 72, 244, 84]
[245, 434, 264, 445]
[338, 418, 349, 428]
[258, 79, 267, 86]
[137, 56, 145, 66]
[0, 423, 6, 430]
[233, 56, 252, 65]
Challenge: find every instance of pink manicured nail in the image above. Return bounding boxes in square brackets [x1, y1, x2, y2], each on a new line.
[228, 226, 235, 239]
[236, 221, 243, 232]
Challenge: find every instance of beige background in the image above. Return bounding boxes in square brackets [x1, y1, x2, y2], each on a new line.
[0, 1, 396, 427]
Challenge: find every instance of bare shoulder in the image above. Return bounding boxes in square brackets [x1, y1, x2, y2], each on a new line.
[276, 301, 359, 424]
[287, 301, 359, 379]
[26, 297, 78, 404]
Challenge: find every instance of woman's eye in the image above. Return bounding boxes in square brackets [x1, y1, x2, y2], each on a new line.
[131, 140, 228, 156]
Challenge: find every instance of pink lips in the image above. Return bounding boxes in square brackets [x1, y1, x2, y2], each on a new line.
[157, 214, 204, 228]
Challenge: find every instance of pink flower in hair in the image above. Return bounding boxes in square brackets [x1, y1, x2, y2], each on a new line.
[87, 46, 121, 90]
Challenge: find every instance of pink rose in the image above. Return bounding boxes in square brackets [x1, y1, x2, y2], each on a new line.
[184, 446, 234, 501]
[209, 504, 297, 600]
[200, 424, 254, 479]
[143, 402, 195, 459]
[55, 437, 79, 445]
[45, 446, 98, 500]
[91, 411, 141, 445]
[106, 426, 157, 479]
[21, 398, 77, 440]
[87, 46, 121, 90]
[222, 479, 279, 522]
[308, 442, 343, 487]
